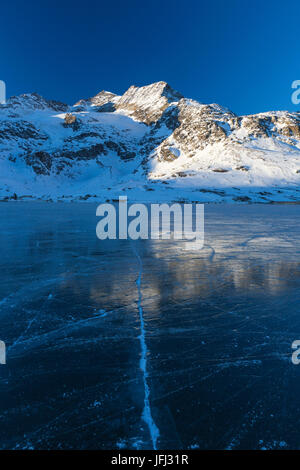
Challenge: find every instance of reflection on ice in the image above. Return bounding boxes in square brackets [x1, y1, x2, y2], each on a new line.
[0, 202, 299, 449]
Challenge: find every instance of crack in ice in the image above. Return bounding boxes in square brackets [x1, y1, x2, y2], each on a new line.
[132, 243, 159, 450]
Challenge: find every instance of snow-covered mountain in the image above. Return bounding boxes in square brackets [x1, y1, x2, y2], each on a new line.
[1, 81, 300, 202]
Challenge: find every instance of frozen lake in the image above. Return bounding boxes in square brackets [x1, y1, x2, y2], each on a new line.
[0, 202, 300, 449]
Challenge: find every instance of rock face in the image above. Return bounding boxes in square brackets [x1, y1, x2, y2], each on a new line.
[24, 151, 52, 175]
[154, 100, 236, 162]
[75, 90, 119, 112]
[115, 81, 183, 125]
[0, 82, 300, 202]
[4, 92, 68, 112]
[63, 113, 80, 131]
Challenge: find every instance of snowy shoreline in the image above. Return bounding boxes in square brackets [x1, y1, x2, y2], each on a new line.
[1, 196, 300, 204]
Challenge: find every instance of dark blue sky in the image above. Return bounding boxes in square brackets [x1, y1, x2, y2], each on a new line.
[1, 0, 300, 115]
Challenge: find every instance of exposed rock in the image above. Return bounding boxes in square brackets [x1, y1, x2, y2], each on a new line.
[0, 120, 48, 141]
[64, 131, 103, 142]
[63, 113, 80, 130]
[241, 112, 300, 141]
[105, 140, 136, 160]
[56, 143, 106, 162]
[24, 151, 52, 175]
[74, 90, 120, 111]
[241, 115, 271, 138]
[6, 93, 68, 112]
[236, 165, 249, 171]
[233, 196, 251, 202]
[115, 81, 183, 125]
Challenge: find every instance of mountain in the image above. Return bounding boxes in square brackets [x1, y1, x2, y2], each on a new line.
[0, 81, 300, 202]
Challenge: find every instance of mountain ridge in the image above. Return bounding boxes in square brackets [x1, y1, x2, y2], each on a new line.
[0, 81, 300, 203]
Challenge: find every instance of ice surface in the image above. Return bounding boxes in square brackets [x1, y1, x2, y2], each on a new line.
[0, 202, 299, 449]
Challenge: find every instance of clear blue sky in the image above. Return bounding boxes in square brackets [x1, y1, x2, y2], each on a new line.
[1, 0, 300, 115]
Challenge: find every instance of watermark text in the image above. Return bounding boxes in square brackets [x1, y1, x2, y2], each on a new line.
[96, 197, 204, 250]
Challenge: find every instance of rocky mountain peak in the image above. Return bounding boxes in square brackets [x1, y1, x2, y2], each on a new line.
[119, 81, 183, 105]
[115, 81, 183, 125]
[91, 90, 119, 105]
[4, 92, 68, 112]
[74, 90, 120, 111]
[73, 82, 184, 123]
